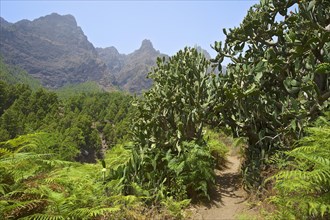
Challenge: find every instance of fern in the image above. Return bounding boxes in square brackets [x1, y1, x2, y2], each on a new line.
[205, 129, 229, 168]
[0, 152, 44, 182]
[0, 134, 161, 219]
[104, 143, 132, 173]
[0, 148, 12, 157]
[268, 121, 330, 219]
[20, 213, 65, 220]
[0, 183, 10, 195]
[69, 206, 121, 219]
[161, 196, 190, 219]
[1, 133, 107, 219]
[1, 132, 49, 153]
[2, 199, 48, 219]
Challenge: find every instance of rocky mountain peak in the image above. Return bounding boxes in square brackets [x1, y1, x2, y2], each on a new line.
[136, 39, 158, 55]
[33, 13, 78, 28]
[97, 39, 164, 93]
[0, 14, 113, 89]
[101, 46, 120, 55]
[140, 39, 153, 49]
[0, 17, 11, 27]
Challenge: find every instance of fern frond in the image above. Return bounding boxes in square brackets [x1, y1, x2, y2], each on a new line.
[104, 144, 132, 171]
[0, 183, 10, 195]
[269, 121, 330, 219]
[110, 194, 141, 206]
[0, 148, 12, 157]
[104, 178, 125, 196]
[308, 201, 330, 217]
[1, 132, 49, 153]
[69, 206, 121, 219]
[0, 152, 44, 181]
[20, 213, 65, 220]
[39, 159, 73, 168]
[2, 199, 48, 219]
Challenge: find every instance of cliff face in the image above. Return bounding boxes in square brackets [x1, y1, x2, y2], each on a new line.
[0, 13, 113, 88]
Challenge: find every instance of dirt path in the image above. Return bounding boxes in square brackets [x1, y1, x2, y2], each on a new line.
[190, 155, 251, 220]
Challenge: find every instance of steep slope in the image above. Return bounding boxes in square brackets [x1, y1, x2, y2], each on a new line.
[97, 39, 167, 94]
[0, 13, 114, 89]
[0, 57, 42, 90]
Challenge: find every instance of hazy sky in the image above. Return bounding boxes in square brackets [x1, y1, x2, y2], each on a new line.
[1, 0, 258, 57]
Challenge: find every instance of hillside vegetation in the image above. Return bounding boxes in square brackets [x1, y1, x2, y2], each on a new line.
[54, 81, 105, 100]
[0, 58, 42, 90]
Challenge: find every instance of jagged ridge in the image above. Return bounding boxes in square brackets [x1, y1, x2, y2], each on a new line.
[0, 13, 114, 89]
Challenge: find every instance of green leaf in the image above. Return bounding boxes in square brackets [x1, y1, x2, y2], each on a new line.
[175, 161, 185, 175]
[255, 72, 263, 82]
[254, 61, 265, 73]
[316, 63, 330, 74]
[223, 28, 227, 36]
[291, 119, 296, 131]
[307, 0, 316, 11]
[290, 79, 299, 86]
[244, 84, 257, 95]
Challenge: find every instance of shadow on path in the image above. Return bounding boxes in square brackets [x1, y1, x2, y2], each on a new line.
[207, 157, 245, 207]
[192, 155, 250, 219]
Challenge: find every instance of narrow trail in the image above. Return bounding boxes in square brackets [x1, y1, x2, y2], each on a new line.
[191, 154, 252, 220]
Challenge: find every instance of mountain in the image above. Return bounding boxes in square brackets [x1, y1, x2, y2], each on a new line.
[97, 39, 167, 93]
[96, 46, 126, 76]
[0, 13, 113, 89]
[0, 13, 214, 93]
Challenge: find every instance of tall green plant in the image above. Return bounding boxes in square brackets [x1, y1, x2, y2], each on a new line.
[119, 48, 216, 201]
[212, 0, 330, 190]
[133, 47, 213, 149]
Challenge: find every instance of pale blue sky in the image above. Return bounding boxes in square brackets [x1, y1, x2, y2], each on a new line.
[1, 1, 258, 57]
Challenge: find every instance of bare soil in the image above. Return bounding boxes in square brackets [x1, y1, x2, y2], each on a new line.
[189, 154, 257, 220]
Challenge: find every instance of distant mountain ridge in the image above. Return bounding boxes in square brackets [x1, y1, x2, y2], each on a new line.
[97, 39, 168, 93]
[0, 13, 114, 89]
[0, 13, 214, 93]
